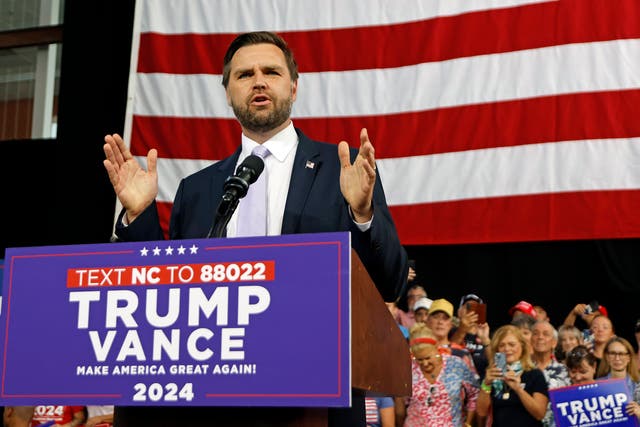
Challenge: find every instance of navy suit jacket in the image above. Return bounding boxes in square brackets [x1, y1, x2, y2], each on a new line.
[117, 128, 407, 300]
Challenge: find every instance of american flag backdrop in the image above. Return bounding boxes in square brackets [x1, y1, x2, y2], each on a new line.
[123, 0, 640, 245]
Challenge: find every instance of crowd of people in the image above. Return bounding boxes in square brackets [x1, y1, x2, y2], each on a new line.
[366, 264, 640, 427]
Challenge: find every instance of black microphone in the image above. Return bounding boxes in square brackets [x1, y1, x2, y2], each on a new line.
[222, 154, 265, 200]
[207, 154, 265, 238]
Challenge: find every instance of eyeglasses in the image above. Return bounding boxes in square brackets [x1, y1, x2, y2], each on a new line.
[606, 351, 630, 358]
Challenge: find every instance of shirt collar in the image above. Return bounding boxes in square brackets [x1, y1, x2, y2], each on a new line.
[240, 122, 298, 162]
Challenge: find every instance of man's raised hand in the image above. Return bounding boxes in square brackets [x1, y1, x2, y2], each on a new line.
[338, 127, 376, 223]
[102, 133, 158, 223]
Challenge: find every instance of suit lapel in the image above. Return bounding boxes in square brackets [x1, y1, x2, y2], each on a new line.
[208, 148, 241, 236]
[281, 130, 321, 234]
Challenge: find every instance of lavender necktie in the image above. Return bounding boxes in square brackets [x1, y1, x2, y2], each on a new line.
[236, 145, 270, 237]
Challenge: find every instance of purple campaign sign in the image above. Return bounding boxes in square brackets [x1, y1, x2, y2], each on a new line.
[0, 232, 351, 407]
[550, 378, 639, 427]
[0, 260, 3, 316]
[0, 260, 3, 317]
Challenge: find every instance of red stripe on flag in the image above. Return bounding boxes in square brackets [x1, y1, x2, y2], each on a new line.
[157, 201, 171, 240]
[158, 190, 640, 244]
[137, 0, 640, 74]
[132, 116, 241, 159]
[130, 89, 640, 159]
[391, 190, 640, 245]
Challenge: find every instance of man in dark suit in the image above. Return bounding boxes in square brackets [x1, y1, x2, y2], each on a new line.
[104, 30, 408, 427]
[104, 31, 407, 301]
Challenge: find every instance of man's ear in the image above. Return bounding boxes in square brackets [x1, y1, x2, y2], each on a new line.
[291, 80, 298, 102]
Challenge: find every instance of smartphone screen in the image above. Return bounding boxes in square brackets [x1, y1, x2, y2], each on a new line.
[494, 352, 507, 373]
[466, 301, 487, 324]
[585, 300, 599, 314]
[474, 303, 487, 324]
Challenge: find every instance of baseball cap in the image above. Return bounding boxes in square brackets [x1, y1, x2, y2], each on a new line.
[428, 298, 454, 318]
[597, 304, 608, 317]
[413, 297, 433, 312]
[508, 300, 537, 318]
[459, 293, 483, 308]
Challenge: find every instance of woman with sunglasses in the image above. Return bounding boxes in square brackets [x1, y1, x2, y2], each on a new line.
[395, 323, 479, 426]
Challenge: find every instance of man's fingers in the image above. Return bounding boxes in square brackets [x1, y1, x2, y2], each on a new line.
[103, 141, 115, 164]
[340, 130, 376, 178]
[104, 134, 127, 166]
[114, 133, 132, 161]
[360, 159, 376, 180]
[338, 141, 351, 168]
[147, 148, 158, 174]
[102, 159, 120, 187]
[359, 127, 369, 146]
[358, 128, 376, 169]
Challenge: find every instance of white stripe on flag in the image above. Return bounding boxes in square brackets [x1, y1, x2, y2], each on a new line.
[132, 39, 640, 119]
[145, 137, 640, 205]
[140, 0, 555, 34]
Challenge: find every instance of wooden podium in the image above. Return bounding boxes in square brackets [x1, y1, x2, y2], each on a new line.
[113, 251, 411, 427]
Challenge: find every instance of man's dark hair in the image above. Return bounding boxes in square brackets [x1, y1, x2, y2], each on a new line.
[222, 31, 299, 88]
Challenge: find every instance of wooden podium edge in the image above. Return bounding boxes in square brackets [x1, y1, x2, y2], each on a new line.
[350, 249, 411, 397]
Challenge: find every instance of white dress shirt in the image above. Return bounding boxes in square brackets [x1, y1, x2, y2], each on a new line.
[226, 122, 298, 237]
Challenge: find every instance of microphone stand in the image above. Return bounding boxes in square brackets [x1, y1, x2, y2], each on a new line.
[206, 176, 250, 238]
[207, 194, 239, 238]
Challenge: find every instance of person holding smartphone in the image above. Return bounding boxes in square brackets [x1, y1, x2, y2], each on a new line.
[450, 294, 490, 378]
[476, 325, 548, 427]
[562, 301, 606, 329]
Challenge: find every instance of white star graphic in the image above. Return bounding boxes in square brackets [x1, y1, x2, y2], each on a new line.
[189, 244, 199, 254]
[165, 246, 174, 255]
[140, 247, 149, 256]
[177, 245, 186, 255]
[152, 246, 161, 256]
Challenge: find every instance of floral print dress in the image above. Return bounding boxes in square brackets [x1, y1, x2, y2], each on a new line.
[404, 354, 480, 426]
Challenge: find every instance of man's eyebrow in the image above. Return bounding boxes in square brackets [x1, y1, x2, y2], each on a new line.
[233, 67, 252, 76]
[233, 64, 284, 75]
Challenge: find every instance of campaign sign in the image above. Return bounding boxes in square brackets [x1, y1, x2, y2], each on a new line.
[550, 378, 639, 427]
[0, 259, 3, 317]
[0, 232, 351, 407]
